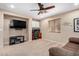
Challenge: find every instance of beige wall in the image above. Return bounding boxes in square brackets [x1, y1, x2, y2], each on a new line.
[27, 18, 32, 42]
[40, 9, 79, 44]
[0, 11, 4, 47]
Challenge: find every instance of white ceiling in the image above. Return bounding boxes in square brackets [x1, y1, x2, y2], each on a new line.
[0, 3, 79, 20]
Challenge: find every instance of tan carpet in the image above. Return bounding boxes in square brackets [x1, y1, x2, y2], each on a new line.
[0, 40, 62, 56]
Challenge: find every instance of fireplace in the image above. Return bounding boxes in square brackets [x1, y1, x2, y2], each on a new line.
[9, 36, 24, 45]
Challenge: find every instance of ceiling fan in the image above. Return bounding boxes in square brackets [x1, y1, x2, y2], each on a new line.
[31, 3, 55, 15]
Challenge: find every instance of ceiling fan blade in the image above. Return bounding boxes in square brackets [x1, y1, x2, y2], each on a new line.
[38, 3, 43, 7]
[38, 3, 44, 10]
[38, 3, 42, 6]
[43, 5, 55, 10]
[38, 10, 47, 15]
[38, 12, 41, 15]
[38, 11, 43, 15]
[30, 9, 40, 11]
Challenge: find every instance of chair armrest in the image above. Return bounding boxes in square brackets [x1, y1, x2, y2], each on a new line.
[49, 47, 74, 56]
[74, 50, 79, 56]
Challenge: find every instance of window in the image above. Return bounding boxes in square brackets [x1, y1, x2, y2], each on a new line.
[49, 18, 61, 33]
[32, 20, 40, 28]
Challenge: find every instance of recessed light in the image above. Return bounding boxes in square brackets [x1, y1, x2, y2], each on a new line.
[10, 5, 15, 8]
[74, 3, 79, 6]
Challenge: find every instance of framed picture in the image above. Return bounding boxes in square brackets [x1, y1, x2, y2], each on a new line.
[74, 18, 79, 32]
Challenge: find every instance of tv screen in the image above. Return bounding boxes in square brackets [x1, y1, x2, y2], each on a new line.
[10, 20, 26, 29]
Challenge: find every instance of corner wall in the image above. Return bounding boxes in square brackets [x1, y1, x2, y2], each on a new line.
[40, 9, 79, 44]
[28, 18, 32, 41]
[0, 11, 4, 47]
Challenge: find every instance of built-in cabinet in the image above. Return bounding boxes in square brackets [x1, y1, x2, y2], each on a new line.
[0, 10, 32, 47]
[4, 15, 29, 45]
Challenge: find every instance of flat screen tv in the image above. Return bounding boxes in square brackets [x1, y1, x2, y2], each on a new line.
[10, 20, 26, 29]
